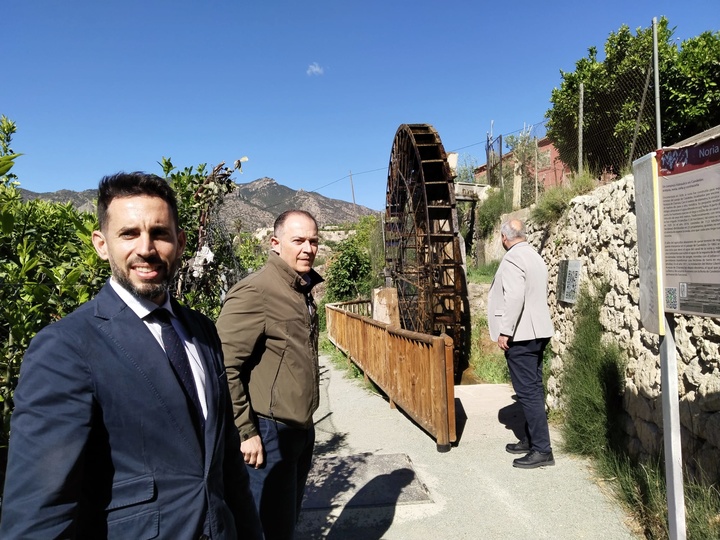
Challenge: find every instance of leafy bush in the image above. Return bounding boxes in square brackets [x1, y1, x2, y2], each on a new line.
[324, 236, 371, 302]
[530, 173, 596, 225]
[323, 215, 381, 304]
[160, 157, 245, 319]
[475, 187, 511, 239]
[233, 232, 267, 275]
[354, 214, 384, 290]
[0, 183, 108, 445]
[1, 118, 111, 443]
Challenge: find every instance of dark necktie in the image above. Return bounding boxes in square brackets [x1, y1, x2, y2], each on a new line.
[154, 308, 205, 437]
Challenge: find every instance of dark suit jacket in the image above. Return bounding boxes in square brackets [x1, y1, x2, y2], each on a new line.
[0, 283, 262, 539]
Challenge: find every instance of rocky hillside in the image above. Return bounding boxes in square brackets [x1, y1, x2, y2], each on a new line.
[224, 177, 377, 230]
[18, 188, 98, 214]
[19, 177, 378, 230]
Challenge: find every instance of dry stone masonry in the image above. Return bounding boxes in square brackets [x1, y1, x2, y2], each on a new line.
[518, 175, 720, 483]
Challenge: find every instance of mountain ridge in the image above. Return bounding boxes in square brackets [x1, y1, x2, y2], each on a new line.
[19, 177, 378, 230]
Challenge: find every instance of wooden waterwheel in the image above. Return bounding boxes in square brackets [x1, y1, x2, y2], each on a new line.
[384, 124, 469, 382]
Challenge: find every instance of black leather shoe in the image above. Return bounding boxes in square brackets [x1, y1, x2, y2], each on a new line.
[513, 450, 555, 469]
[505, 440, 531, 454]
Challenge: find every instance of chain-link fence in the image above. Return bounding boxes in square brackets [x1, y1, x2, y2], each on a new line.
[493, 48, 658, 187]
[482, 124, 557, 208]
[546, 25, 662, 179]
[485, 134, 503, 187]
[580, 56, 656, 176]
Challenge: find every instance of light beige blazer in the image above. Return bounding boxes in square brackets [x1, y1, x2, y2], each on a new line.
[487, 241, 555, 342]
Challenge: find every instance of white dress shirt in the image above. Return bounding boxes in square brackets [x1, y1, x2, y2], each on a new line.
[109, 278, 207, 419]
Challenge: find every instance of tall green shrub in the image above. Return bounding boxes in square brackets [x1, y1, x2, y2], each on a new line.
[561, 282, 625, 456]
[160, 157, 247, 319]
[475, 187, 511, 239]
[530, 173, 597, 225]
[0, 181, 108, 444]
[324, 236, 371, 302]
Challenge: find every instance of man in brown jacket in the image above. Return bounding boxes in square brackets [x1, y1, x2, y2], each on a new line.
[216, 209, 323, 540]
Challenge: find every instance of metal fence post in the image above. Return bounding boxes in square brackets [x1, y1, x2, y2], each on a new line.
[578, 82, 584, 174]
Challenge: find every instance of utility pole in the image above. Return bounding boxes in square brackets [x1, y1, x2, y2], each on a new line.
[535, 137, 539, 204]
[349, 170, 358, 216]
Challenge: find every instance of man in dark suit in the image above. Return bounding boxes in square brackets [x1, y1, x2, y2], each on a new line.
[0, 172, 263, 539]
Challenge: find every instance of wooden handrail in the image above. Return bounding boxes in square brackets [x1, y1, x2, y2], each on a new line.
[325, 301, 456, 451]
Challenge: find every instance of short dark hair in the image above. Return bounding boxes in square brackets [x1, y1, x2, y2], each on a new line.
[97, 172, 180, 231]
[273, 210, 318, 237]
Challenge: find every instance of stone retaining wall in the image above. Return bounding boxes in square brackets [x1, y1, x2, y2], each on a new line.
[508, 175, 720, 482]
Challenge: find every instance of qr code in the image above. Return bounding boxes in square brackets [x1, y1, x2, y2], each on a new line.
[665, 287, 678, 310]
[565, 270, 580, 301]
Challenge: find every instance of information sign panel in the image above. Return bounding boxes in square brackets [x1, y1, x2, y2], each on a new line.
[633, 152, 664, 335]
[658, 137, 720, 318]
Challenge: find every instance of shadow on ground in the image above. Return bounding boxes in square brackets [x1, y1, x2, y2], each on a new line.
[298, 454, 431, 539]
[498, 398, 526, 442]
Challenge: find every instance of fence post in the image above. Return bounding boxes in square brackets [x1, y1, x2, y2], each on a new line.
[578, 82, 584, 174]
[444, 335, 456, 444]
[653, 16, 662, 149]
[433, 335, 451, 452]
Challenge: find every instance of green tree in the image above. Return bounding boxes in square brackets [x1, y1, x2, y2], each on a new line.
[663, 30, 720, 144]
[454, 153, 478, 184]
[160, 157, 247, 318]
[1, 120, 108, 441]
[324, 236, 372, 302]
[233, 231, 267, 274]
[505, 127, 549, 208]
[475, 187, 511, 240]
[545, 18, 719, 175]
[338, 214, 384, 291]
[324, 216, 380, 305]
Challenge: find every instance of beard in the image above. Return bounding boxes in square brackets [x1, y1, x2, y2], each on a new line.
[109, 255, 178, 302]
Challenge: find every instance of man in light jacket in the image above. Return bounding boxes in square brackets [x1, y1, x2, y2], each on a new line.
[488, 218, 555, 469]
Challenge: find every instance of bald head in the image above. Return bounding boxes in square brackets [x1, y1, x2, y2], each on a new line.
[500, 219, 526, 251]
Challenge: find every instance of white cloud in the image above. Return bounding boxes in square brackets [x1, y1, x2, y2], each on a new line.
[306, 62, 324, 76]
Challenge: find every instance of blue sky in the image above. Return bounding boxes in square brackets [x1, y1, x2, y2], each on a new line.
[4, 0, 717, 211]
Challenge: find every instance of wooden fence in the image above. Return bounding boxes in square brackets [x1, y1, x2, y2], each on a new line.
[325, 301, 456, 452]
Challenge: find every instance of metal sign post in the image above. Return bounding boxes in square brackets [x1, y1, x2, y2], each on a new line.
[633, 153, 686, 540]
[659, 315, 686, 540]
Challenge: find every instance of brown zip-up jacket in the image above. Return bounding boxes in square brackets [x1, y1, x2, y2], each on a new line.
[216, 252, 323, 441]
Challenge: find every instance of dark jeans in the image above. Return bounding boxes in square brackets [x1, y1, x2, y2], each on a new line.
[505, 337, 552, 453]
[248, 416, 315, 540]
